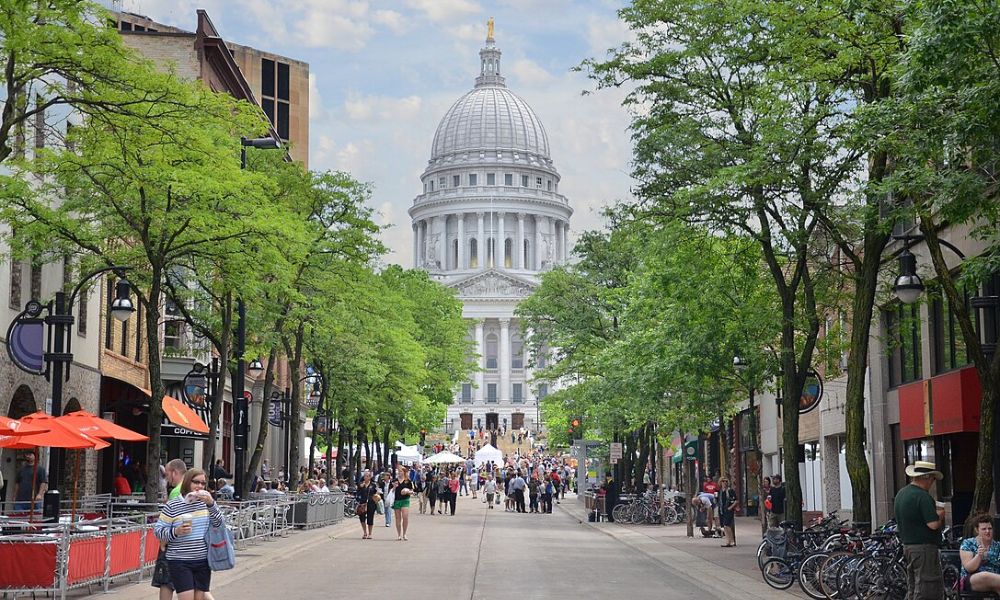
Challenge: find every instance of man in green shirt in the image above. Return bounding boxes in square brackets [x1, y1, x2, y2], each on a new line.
[894, 460, 946, 600]
[165, 458, 187, 500]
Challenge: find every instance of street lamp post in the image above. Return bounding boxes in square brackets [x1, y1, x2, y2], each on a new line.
[7, 265, 134, 516]
[233, 136, 280, 500]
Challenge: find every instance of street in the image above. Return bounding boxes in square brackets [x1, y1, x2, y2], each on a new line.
[214, 494, 706, 600]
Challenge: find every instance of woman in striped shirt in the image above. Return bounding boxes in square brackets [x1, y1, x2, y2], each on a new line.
[154, 468, 224, 599]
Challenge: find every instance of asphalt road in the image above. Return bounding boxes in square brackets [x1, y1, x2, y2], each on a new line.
[212, 494, 707, 600]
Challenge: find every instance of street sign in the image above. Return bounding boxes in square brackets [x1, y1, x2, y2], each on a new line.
[610, 442, 623, 460]
[684, 440, 698, 461]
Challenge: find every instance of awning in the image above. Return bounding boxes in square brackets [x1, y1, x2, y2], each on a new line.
[161, 395, 210, 435]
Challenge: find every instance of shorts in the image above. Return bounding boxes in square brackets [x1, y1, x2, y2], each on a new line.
[486, 493, 495, 503]
[166, 559, 211, 594]
[392, 498, 410, 510]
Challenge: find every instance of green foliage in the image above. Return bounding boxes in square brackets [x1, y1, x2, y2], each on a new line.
[519, 221, 780, 442]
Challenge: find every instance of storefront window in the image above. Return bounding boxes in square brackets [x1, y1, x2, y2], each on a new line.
[886, 302, 922, 387]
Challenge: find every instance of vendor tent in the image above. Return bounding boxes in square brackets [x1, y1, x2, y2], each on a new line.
[474, 444, 503, 467]
[425, 451, 465, 464]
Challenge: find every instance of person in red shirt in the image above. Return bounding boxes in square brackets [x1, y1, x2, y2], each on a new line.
[113, 469, 132, 496]
[702, 475, 719, 495]
[550, 470, 561, 504]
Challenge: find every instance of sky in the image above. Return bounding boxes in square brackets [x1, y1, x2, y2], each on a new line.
[115, 0, 637, 267]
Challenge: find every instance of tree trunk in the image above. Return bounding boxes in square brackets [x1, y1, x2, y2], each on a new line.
[382, 426, 391, 469]
[202, 294, 232, 472]
[336, 422, 346, 479]
[634, 422, 651, 490]
[844, 246, 883, 528]
[284, 324, 305, 492]
[144, 268, 165, 503]
[921, 219, 997, 511]
[244, 347, 277, 497]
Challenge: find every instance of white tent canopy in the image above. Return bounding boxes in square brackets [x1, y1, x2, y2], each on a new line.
[474, 444, 503, 467]
[425, 451, 466, 464]
[395, 442, 423, 465]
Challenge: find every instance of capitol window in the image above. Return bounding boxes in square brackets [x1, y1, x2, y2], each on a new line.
[512, 384, 523, 403]
[536, 177, 543, 188]
[505, 174, 513, 186]
[487, 173, 496, 185]
[469, 173, 478, 186]
[504, 239, 513, 268]
[439, 177, 446, 188]
[547, 180, 552, 191]
[469, 238, 478, 268]
[487, 384, 498, 403]
[521, 175, 529, 187]
[486, 333, 498, 369]
[453, 175, 460, 187]
[429, 180, 434, 191]
[461, 384, 473, 403]
[511, 335, 524, 368]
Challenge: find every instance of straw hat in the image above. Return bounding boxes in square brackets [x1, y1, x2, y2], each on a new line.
[904, 460, 943, 480]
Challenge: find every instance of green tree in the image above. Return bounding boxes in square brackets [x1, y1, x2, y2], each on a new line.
[887, 0, 1000, 510]
[3, 78, 276, 501]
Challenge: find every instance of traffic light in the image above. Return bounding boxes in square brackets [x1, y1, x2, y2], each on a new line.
[568, 416, 582, 440]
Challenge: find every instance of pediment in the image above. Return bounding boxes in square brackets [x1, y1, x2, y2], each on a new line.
[449, 270, 537, 300]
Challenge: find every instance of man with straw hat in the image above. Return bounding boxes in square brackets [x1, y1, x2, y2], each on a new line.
[894, 460, 946, 599]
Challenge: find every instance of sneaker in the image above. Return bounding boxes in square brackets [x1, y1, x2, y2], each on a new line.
[385, 523, 390, 527]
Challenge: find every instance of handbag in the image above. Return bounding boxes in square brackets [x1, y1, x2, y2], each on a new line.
[205, 522, 236, 571]
[375, 499, 385, 515]
[356, 502, 368, 516]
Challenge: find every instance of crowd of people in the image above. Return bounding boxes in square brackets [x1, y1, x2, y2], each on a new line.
[350, 451, 575, 541]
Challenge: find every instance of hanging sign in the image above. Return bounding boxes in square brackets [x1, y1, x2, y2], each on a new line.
[799, 370, 823, 414]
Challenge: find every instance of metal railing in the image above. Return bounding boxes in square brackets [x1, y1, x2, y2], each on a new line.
[0, 491, 346, 598]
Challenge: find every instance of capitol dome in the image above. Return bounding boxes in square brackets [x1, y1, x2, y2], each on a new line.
[410, 21, 572, 437]
[430, 86, 551, 163]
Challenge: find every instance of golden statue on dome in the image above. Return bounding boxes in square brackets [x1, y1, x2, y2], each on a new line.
[487, 17, 494, 40]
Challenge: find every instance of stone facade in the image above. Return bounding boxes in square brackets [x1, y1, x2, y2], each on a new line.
[410, 30, 572, 434]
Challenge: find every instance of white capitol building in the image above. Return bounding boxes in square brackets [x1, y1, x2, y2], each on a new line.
[409, 25, 572, 434]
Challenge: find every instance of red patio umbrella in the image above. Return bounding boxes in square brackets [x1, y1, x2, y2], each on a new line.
[0, 415, 49, 437]
[0, 412, 110, 522]
[59, 410, 149, 442]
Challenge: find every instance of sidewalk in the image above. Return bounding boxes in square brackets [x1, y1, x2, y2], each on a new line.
[558, 498, 808, 599]
[64, 518, 358, 599]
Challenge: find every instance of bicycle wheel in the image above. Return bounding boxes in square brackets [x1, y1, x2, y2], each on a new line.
[860, 557, 906, 600]
[797, 551, 830, 599]
[820, 551, 851, 599]
[663, 504, 677, 524]
[852, 556, 880, 600]
[631, 503, 649, 524]
[835, 554, 863, 600]
[762, 557, 796, 590]
[758, 539, 774, 572]
[612, 503, 629, 523]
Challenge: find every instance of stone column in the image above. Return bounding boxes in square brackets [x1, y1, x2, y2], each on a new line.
[477, 212, 485, 270]
[499, 318, 511, 404]
[412, 223, 419, 268]
[416, 220, 425, 268]
[516, 213, 525, 270]
[534, 215, 542, 270]
[475, 320, 485, 401]
[457, 213, 465, 270]
[563, 222, 570, 263]
[555, 220, 563, 263]
[497, 212, 506, 268]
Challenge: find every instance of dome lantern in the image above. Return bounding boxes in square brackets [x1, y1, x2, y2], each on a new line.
[476, 19, 505, 88]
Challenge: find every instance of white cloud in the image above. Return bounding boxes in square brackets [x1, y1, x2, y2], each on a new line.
[294, 11, 374, 50]
[509, 58, 554, 86]
[308, 74, 326, 121]
[343, 93, 423, 122]
[404, 0, 482, 22]
[586, 13, 632, 57]
[373, 9, 406, 33]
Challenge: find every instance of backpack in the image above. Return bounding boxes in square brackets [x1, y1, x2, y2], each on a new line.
[205, 522, 236, 571]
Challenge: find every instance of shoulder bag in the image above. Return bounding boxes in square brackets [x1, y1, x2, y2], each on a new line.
[205, 521, 236, 571]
